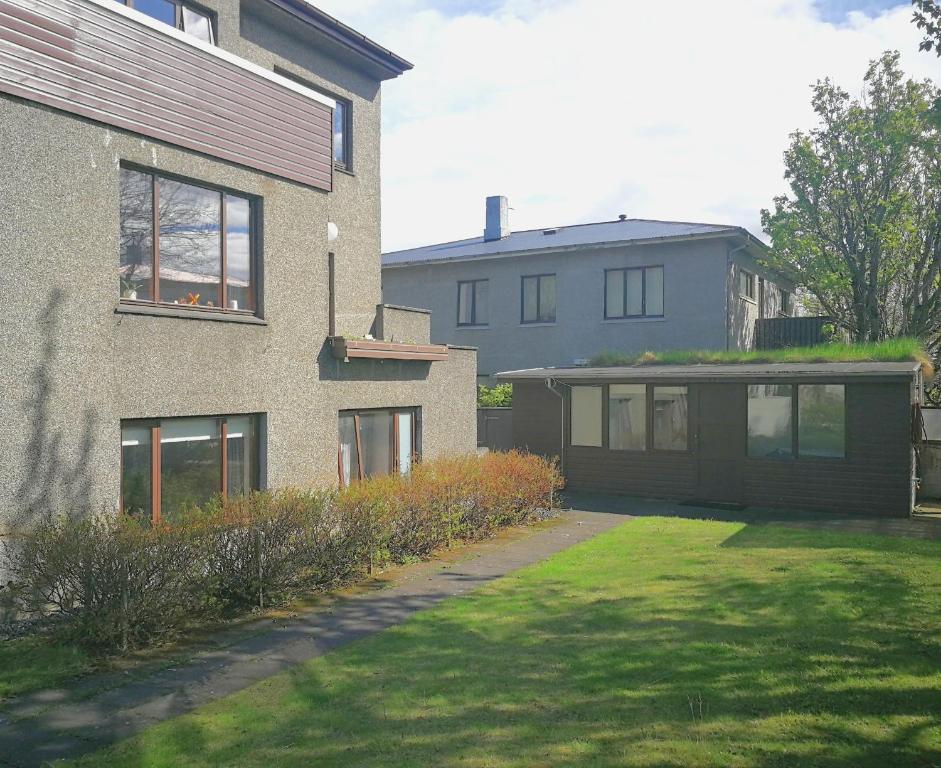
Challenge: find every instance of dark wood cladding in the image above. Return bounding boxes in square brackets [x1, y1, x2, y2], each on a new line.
[567, 448, 698, 498]
[0, 0, 333, 190]
[742, 383, 913, 516]
[511, 378, 916, 518]
[511, 381, 562, 459]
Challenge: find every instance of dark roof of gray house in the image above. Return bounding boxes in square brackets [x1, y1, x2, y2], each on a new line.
[496, 361, 922, 383]
[382, 218, 756, 268]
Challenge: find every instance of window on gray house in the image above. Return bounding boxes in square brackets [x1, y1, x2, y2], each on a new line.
[120, 0, 215, 44]
[457, 279, 489, 326]
[119, 167, 256, 313]
[604, 266, 663, 319]
[521, 274, 556, 323]
[121, 414, 261, 525]
[333, 99, 351, 168]
[740, 269, 756, 300]
[338, 408, 420, 486]
[779, 288, 792, 316]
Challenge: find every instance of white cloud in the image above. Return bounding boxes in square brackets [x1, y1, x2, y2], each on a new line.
[313, 0, 941, 251]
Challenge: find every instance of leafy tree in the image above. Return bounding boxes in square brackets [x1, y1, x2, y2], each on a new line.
[761, 52, 941, 353]
[913, 0, 941, 56]
[477, 383, 512, 408]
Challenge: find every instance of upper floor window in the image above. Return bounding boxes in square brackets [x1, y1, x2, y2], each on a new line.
[521, 274, 556, 324]
[457, 279, 489, 326]
[740, 269, 756, 300]
[333, 99, 351, 169]
[604, 266, 663, 319]
[120, 0, 215, 44]
[119, 167, 257, 314]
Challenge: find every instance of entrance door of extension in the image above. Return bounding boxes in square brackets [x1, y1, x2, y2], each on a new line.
[696, 384, 746, 503]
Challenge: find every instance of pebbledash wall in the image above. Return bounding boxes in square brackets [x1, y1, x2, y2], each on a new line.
[0, 0, 476, 540]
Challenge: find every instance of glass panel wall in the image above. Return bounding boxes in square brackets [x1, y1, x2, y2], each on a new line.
[119, 169, 255, 313]
[608, 384, 646, 451]
[121, 425, 152, 522]
[798, 385, 845, 458]
[571, 387, 603, 447]
[338, 408, 420, 484]
[160, 418, 222, 517]
[121, 415, 261, 524]
[119, 168, 154, 301]
[225, 195, 252, 311]
[653, 386, 687, 450]
[747, 385, 793, 457]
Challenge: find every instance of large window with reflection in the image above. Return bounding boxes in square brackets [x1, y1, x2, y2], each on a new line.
[119, 0, 216, 44]
[119, 167, 256, 314]
[608, 385, 646, 451]
[653, 386, 688, 451]
[604, 266, 663, 319]
[121, 414, 261, 524]
[338, 408, 420, 486]
[748, 384, 845, 459]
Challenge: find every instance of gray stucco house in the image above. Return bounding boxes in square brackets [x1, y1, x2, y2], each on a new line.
[0, 0, 476, 538]
[382, 197, 794, 383]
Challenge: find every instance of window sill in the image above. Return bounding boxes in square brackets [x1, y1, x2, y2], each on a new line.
[334, 164, 355, 177]
[519, 321, 556, 327]
[456, 324, 490, 330]
[741, 296, 757, 305]
[602, 316, 666, 324]
[115, 302, 267, 325]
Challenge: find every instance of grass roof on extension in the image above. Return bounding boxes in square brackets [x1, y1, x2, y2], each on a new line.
[588, 338, 934, 379]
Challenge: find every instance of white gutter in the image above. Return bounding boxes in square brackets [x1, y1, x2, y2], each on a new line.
[83, 0, 336, 109]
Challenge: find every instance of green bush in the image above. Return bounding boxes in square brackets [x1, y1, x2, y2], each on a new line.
[477, 383, 513, 407]
[5, 452, 561, 653]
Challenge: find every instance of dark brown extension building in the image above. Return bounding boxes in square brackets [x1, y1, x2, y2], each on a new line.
[498, 361, 927, 517]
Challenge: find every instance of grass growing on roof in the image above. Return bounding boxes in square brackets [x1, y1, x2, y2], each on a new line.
[590, 337, 933, 377]
[66, 518, 941, 768]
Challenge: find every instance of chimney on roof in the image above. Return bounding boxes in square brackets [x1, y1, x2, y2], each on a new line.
[618, 214, 627, 221]
[484, 196, 509, 241]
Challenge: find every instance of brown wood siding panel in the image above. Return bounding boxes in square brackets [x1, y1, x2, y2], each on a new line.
[0, 0, 333, 190]
[514, 380, 914, 518]
[742, 382, 913, 516]
[566, 448, 698, 498]
[511, 381, 562, 459]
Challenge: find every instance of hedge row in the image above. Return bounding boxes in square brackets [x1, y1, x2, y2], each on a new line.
[5, 451, 561, 652]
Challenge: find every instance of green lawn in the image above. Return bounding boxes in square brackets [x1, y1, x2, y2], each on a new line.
[67, 518, 941, 767]
[0, 635, 91, 701]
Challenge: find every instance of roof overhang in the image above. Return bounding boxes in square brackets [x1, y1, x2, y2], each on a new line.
[259, 0, 413, 79]
[382, 229, 743, 270]
[497, 361, 922, 385]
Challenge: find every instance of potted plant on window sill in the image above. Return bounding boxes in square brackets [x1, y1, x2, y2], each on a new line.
[120, 279, 139, 301]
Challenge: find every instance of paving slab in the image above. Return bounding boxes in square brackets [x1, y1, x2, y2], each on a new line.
[0, 508, 629, 768]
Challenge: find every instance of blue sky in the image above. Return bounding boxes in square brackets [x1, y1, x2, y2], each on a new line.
[817, 0, 907, 23]
[312, 0, 940, 251]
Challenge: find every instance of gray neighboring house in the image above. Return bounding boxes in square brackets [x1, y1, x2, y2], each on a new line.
[0, 0, 476, 548]
[382, 197, 795, 383]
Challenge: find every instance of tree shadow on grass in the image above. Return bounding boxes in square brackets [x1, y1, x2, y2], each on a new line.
[96, 540, 941, 768]
[721, 523, 941, 558]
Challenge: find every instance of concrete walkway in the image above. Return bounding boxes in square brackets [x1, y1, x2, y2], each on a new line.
[0, 508, 629, 768]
